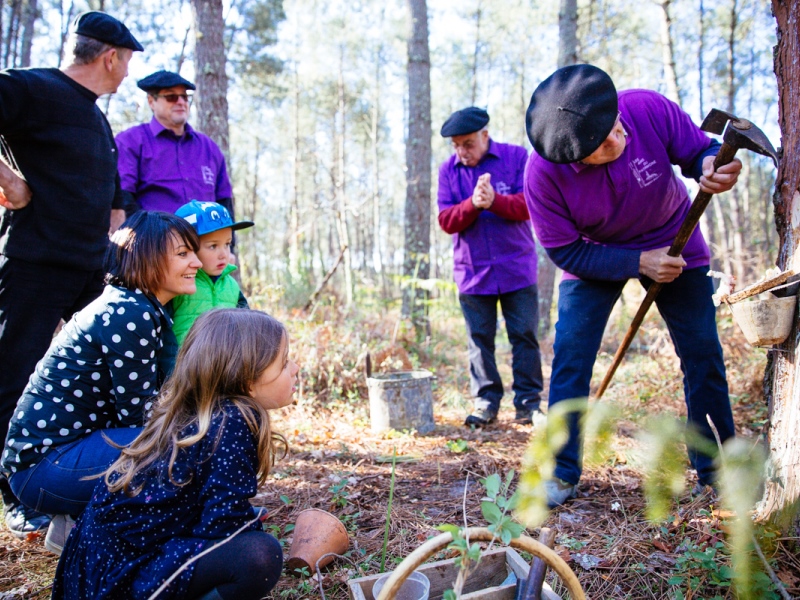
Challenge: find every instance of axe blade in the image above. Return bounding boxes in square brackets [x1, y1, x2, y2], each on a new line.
[700, 108, 738, 134]
[701, 108, 778, 167]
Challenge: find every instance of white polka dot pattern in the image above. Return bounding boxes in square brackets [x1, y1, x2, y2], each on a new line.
[2, 286, 171, 474]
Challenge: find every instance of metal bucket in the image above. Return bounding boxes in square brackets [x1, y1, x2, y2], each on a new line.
[367, 371, 435, 434]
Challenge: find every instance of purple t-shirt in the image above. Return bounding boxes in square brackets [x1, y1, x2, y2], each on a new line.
[524, 89, 712, 280]
[116, 118, 233, 213]
[438, 140, 537, 295]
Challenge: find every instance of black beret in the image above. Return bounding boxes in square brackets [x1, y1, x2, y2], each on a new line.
[526, 64, 618, 164]
[137, 71, 196, 93]
[441, 107, 490, 137]
[71, 11, 143, 52]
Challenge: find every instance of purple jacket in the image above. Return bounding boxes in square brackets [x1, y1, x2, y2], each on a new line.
[116, 118, 233, 213]
[524, 89, 713, 280]
[438, 140, 537, 295]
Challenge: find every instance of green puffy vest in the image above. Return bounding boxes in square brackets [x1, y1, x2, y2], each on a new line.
[171, 264, 241, 345]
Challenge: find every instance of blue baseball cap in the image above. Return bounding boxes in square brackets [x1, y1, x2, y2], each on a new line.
[175, 201, 254, 236]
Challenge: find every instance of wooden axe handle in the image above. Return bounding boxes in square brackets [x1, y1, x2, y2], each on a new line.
[595, 142, 739, 399]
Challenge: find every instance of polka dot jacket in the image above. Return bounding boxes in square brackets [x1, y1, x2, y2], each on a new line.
[2, 286, 171, 475]
[52, 401, 265, 600]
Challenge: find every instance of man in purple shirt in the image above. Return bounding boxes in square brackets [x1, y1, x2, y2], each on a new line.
[116, 70, 233, 217]
[524, 65, 742, 507]
[438, 107, 543, 427]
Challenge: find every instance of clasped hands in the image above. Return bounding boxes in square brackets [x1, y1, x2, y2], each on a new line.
[471, 173, 495, 210]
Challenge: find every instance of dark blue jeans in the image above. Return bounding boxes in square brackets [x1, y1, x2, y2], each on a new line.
[9, 427, 142, 515]
[549, 267, 734, 486]
[459, 285, 543, 413]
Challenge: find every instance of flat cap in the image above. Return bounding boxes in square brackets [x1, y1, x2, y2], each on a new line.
[526, 64, 618, 164]
[441, 107, 490, 137]
[71, 11, 143, 52]
[137, 70, 196, 93]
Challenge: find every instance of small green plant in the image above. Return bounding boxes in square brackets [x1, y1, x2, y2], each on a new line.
[437, 471, 525, 599]
[329, 476, 350, 509]
[445, 438, 469, 453]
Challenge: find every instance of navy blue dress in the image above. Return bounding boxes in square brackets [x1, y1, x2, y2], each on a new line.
[52, 401, 265, 599]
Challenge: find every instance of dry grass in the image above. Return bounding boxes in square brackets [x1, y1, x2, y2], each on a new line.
[0, 300, 797, 599]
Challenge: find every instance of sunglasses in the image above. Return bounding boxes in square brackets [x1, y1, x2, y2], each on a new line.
[153, 93, 193, 104]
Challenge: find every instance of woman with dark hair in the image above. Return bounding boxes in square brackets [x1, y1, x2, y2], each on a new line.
[1, 211, 201, 549]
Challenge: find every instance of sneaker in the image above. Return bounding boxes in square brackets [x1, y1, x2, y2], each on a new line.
[545, 478, 577, 508]
[4, 503, 50, 539]
[44, 514, 76, 555]
[464, 408, 498, 427]
[691, 482, 718, 499]
[514, 407, 547, 428]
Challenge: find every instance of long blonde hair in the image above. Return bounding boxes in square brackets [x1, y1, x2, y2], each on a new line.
[105, 309, 288, 495]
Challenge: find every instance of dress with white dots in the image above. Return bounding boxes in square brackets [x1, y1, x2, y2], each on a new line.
[1, 285, 171, 475]
[52, 401, 266, 599]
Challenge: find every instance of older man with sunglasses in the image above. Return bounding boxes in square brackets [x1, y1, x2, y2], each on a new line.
[116, 71, 234, 218]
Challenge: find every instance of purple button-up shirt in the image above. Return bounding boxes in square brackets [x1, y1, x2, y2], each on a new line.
[524, 89, 712, 280]
[438, 140, 537, 295]
[116, 118, 233, 213]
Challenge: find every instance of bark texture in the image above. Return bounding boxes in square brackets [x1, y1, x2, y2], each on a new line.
[757, 0, 800, 529]
[190, 0, 230, 162]
[536, 0, 580, 338]
[402, 0, 431, 331]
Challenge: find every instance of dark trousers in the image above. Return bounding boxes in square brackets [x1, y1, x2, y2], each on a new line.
[185, 531, 283, 600]
[0, 256, 104, 505]
[549, 267, 735, 486]
[9, 427, 142, 515]
[459, 284, 543, 413]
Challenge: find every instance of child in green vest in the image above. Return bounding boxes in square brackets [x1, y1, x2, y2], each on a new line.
[171, 200, 254, 345]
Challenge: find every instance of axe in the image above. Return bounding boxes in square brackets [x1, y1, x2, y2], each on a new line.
[595, 109, 778, 399]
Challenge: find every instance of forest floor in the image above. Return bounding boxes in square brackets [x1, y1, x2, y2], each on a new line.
[1, 288, 799, 599]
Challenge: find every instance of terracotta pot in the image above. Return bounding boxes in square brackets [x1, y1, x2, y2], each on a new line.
[286, 508, 349, 574]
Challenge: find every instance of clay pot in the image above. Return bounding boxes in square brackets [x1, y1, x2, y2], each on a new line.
[286, 508, 349, 574]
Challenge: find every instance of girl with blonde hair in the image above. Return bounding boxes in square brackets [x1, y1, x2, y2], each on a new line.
[52, 309, 298, 600]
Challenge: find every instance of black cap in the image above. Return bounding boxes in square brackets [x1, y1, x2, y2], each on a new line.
[71, 11, 143, 52]
[137, 70, 196, 93]
[526, 64, 618, 164]
[440, 107, 490, 137]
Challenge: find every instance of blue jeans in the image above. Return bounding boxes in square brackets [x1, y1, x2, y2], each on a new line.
[549, 267, 734, 486]
[9, 427, 142, 515]
[459, 285, 543, 413]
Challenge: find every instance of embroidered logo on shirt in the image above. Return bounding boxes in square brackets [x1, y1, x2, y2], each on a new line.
[201, 166, 215, 185]
[629, 158, 662, 188]
[495, 181, 511, 194]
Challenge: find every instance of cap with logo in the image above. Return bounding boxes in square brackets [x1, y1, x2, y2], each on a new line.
[175, 201, 254, 236]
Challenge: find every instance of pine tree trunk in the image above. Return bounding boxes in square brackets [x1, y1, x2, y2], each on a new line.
[19, 0, 37, 68]
[535, 0, 579, 339]
[656, 0, 681, 105]
[190, 0, 230, 163]
[402, 0, 431, 336]
[755, 0, 800, 531]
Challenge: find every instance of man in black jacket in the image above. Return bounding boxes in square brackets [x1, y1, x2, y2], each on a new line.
[0, 11, 142, 538]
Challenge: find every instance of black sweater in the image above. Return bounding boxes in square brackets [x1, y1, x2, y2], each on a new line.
[0, 68, 123, 270]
